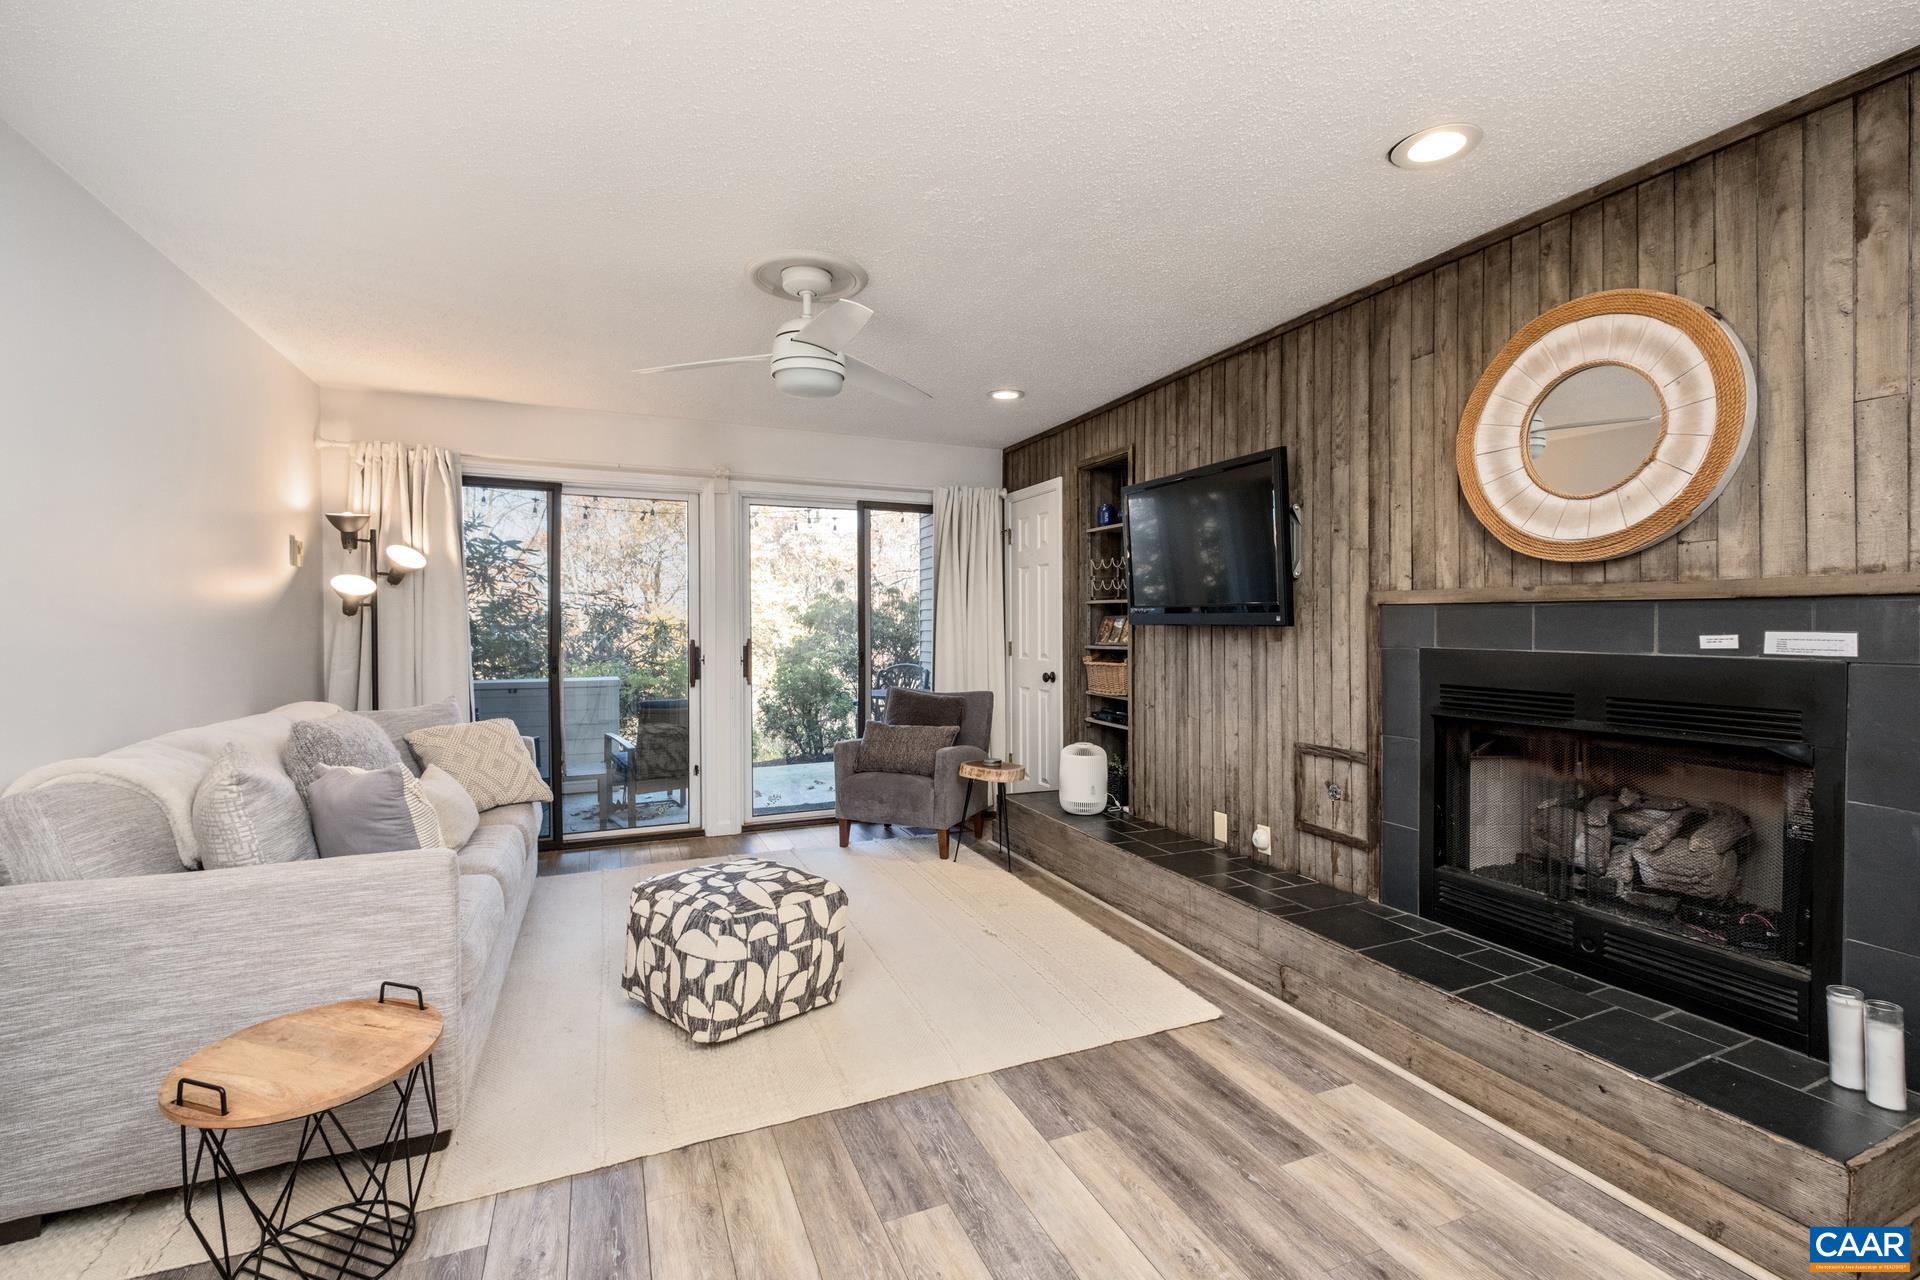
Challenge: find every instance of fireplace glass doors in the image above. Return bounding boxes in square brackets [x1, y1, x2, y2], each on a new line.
[1420, 649, 1846, 1054]
[1441, 725, 1811, 971]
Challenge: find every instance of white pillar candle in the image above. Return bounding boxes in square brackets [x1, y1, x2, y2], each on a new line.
[1827, 985, 1866, 1091]
[1865, 1000, 1908, 1112]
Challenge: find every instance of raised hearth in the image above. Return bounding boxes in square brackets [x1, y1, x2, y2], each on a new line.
[1007, 791, 1920, 1278]
[1016, 794, 1912, 1157]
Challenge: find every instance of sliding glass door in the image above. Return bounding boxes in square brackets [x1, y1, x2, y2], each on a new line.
[744, 499, 934, 820]
[746, 503, 858, 817]
[557, 492, 695, 835]
[464, 478, 699, 844]
[859, 504, 935, 726]
[463, 481, 557, 838]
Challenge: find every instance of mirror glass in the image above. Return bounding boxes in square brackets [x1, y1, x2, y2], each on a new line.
[1526, 363, 1664, 495]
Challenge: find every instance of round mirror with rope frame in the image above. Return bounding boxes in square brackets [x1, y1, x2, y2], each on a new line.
[1456, 288, 1756, 563]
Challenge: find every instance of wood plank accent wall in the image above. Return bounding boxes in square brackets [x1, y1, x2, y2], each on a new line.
[1002, 64, 1920, 897]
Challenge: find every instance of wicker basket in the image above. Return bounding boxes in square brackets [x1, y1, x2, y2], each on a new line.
[1083, 655, 1129, 696]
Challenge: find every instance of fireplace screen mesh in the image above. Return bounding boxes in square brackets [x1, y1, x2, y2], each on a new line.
[1443, 723, 1811, 968]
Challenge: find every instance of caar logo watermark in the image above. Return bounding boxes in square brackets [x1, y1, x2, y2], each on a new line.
[1810, 1226, 1911, 1273]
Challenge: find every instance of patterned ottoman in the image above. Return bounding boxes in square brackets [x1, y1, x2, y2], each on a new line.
[622, 859, 850, 1044]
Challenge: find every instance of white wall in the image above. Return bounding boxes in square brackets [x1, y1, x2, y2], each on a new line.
[316, 387, 1003, 491]
[0, 121, 321, 784]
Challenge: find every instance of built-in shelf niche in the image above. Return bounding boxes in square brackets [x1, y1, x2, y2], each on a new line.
[1078, 450, 1132, 807]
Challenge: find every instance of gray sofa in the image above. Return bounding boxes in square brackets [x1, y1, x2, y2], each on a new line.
[833, 689, 992, 858]
[0, 701, 541, 1237]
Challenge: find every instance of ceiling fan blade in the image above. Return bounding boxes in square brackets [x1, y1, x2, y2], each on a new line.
[844, 357, 932, 404]
[631, 354, 770, 375]
[795, 300, 873, 351]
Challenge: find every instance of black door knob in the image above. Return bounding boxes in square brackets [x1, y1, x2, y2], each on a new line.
[1041, 671, 1057, 683]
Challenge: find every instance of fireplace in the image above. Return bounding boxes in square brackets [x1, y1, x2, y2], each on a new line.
[1418, 649, 1846, 1054]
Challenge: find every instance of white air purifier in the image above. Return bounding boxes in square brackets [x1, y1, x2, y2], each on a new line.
[1058, 742, 1109, 815]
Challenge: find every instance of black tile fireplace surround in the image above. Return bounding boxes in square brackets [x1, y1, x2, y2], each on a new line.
[1380, 594, 1920, 1085]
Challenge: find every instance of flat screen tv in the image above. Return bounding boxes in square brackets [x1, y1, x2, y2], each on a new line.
[1124, 448, 1294, 627]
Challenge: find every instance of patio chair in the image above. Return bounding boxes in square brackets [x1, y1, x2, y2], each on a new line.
[598, 699, 692, 827]
[869, 661, 930, 722]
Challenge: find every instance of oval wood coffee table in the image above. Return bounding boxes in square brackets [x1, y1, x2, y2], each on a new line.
[957, 760, 1026, 870]
[160, 982, 442, 1280]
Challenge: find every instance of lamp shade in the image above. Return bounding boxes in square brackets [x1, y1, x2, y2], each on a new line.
[330, 573, 378, 615]
[325, 511, 373, 550]
[382, 542, 427, 585]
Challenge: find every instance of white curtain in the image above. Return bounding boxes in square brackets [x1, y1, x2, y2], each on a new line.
[323, 442, 473, 712]
[932, 485, 1008, 756]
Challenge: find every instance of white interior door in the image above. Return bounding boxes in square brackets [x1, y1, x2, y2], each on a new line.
[1005, 479, 1063, 792]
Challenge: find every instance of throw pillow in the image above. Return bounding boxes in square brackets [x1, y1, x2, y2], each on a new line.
[406, 718, 554, 810]
[857, 722, 958, 777]
[363, 696, 465, 775]
[418, 764, 480, 847]
[885, 689, 967, 729]
[306, 764, 445, 857]
[192, 745, 319, 869]
[283, 711, 404, 800]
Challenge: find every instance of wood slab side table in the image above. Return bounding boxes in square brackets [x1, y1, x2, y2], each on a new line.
[957, 761, 1027, 870]
[159, 982, 443, 1280]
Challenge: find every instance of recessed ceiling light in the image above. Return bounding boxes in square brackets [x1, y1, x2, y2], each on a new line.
[1388, 123, 1482, 170]
[990, 388, 1024, 401]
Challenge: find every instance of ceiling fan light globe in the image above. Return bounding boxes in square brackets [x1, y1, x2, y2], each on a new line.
[774, 366, 844, 398]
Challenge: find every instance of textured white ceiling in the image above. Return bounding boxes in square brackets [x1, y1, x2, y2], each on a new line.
[2, 3, 1914, 449]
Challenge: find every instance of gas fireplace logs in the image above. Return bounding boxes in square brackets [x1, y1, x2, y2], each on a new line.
[1530, 788, 1753, 904]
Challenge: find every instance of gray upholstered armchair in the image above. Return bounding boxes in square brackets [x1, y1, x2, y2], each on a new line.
[834, 689, 993, 858]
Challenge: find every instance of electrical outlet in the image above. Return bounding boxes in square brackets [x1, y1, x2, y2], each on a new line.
[1212, 810, 1229, 843]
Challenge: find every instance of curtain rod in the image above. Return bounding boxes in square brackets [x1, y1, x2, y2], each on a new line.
[314, 437, 938, 496]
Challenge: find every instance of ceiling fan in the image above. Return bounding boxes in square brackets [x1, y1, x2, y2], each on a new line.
[633, 255, 931, 405]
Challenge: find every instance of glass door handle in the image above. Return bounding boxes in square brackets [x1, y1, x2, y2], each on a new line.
[741, 640, 753, 683]
[688, 640, 703, 688]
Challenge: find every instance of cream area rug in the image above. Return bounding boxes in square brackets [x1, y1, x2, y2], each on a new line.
[5, 836, 1217, 1280]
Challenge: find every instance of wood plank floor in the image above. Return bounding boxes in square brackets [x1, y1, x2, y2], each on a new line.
[143, 821, 1763, 1280]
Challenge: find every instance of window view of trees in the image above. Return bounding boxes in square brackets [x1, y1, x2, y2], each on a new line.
[463, 488, 691, 741]
[465, 488, 932, 825]
[748, 505, 931, 812]
[863, 507, 934, 725]
[558, 494, 691, 732]
[749, 506, 858, 771]
[464, 485, 693, 834]
[464, 485, 549, 682]
[756, 589, 921, 761]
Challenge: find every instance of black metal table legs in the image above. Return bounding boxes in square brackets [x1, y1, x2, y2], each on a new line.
[954, 780, 1014, 871]
[993, 781, 1013, 870]
[179, 1057, 438, 1280]
[958, 777, 975, 862]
